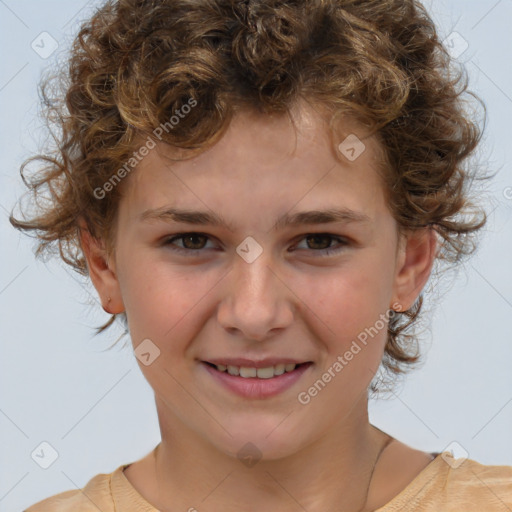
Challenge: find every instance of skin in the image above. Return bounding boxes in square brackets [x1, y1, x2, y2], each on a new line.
[81, 100, 437, 512]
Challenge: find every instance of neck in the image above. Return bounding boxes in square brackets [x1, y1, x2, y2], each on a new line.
[149, 393, 391, 512]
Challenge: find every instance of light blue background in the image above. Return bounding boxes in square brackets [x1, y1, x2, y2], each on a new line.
[1, 1, 511, 510]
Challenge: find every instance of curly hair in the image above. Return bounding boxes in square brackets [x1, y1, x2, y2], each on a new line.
[9, 0, 490, 389]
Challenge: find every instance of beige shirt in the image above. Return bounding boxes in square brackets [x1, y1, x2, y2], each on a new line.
[24, 452, 512, 511]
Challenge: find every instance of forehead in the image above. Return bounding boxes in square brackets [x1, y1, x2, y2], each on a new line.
[117, 103, 389, 230]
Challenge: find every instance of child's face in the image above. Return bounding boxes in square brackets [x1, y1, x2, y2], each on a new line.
[87, 101, 434, 459]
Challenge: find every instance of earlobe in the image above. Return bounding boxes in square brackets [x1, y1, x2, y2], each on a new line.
[79, 220, 125, 314]
[391, 227, 437, 312]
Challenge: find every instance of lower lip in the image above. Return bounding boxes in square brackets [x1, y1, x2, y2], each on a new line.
[201, 362, 313, 399]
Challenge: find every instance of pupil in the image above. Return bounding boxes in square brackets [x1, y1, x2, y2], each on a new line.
[185, 234, 205, 249]
[308, 234, 329, 249]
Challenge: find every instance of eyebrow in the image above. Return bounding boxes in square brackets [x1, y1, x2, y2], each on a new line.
[139, 207, 371, 231]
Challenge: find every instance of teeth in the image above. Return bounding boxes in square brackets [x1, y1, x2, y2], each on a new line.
[256, 367, 275, 379]
[214, 363, 299, 378]
[273, 363, 285, 375]
[227, 365, 240, 376]
[239, 367, 257, 378]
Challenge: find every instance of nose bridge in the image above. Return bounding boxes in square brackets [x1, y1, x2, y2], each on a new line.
[236, 252, 276, 302]
[217, 246, 292, 340]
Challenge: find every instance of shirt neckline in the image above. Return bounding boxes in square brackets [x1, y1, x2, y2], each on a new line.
[374, 451, 451, 511]
[110, 451, 451, 511]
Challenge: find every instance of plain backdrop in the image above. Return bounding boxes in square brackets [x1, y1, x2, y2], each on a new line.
[1, 1, 511, 510]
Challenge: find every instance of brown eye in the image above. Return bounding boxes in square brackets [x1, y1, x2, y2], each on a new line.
[179, 234, 208, 250]
[293, 234, 348, 256]
[163, 233, 214, 254]
[305, 234, 333, 250]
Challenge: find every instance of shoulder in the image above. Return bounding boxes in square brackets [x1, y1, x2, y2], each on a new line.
[24, 470, 115, 512]
[379, 452, 512, 511]
[440, 453, 512, 505]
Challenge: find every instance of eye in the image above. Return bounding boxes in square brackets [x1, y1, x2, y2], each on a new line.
[162, 232, 348, 257]
[163, 232, 216, 255]
[292, 233, 349, 256]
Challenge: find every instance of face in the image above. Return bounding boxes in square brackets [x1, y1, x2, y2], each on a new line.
[83, 101, 435, 461]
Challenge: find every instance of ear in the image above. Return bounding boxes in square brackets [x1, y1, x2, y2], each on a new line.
[390, 226, 437, 311]
[78, 219, 124, 314]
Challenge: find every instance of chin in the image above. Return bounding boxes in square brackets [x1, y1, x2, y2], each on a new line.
[210, 418, 310, 463]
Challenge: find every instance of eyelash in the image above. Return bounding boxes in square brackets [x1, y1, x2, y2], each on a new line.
[162, 232, 349, 257]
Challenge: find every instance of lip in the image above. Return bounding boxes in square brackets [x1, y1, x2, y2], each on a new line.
[200, 361, 313, 399]
[203, 357, 309, 368]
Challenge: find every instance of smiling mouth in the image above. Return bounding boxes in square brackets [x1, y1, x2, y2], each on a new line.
[203, 361, 312, 379]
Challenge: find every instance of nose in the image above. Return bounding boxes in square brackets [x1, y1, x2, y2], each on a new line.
[216, 252, 294, 342]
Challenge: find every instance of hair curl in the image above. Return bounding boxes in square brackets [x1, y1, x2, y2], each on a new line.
[10, 0, 490, 390]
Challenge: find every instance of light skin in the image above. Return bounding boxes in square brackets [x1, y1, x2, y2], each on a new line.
[80, 100, 438, 512]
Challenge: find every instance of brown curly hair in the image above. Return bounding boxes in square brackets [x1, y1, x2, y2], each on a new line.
[9, 0, 490, 390]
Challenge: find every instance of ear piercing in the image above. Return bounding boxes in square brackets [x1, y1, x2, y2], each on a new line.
[102, 296, 112, 314]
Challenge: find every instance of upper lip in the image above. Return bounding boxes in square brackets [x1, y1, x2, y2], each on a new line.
[202, 358, 311, 368]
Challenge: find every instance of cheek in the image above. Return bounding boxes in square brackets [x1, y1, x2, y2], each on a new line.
[303, 256, 394, 355]
[117, 253, 216, 346]
[315, 264, 388, 315]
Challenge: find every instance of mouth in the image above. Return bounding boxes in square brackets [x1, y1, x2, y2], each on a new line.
[200, 360, 314, 399]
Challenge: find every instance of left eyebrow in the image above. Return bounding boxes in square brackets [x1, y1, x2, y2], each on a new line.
[273, 208, 372, 230]
[138, 207, 372, 231]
